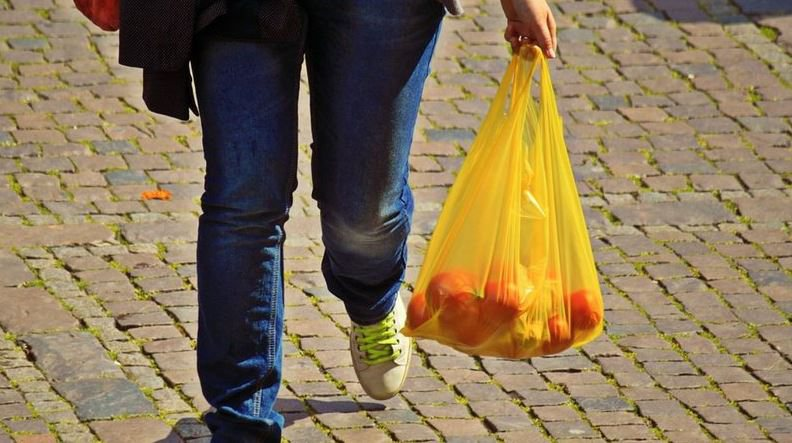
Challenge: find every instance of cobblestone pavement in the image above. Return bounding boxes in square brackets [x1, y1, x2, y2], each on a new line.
[0, 0, 790, 441]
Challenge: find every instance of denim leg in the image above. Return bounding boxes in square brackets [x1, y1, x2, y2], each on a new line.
[191, 34, 303, 441]
[303, 0, 445, 325]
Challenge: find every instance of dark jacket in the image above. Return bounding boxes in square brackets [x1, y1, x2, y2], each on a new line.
[118, 0, 463, 120]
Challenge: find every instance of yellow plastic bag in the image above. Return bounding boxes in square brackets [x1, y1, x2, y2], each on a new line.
[402, 46, 603, 359]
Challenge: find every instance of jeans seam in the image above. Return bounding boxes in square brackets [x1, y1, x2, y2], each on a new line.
[252, 388, 262, 417]
[266, 242, 281, 375]
[399, 175, 410, 260]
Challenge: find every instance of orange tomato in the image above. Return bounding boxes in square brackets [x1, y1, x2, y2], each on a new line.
[569, 289, 601, 332]
[407, 292, 431, 329]
[542, 314, 572, 355]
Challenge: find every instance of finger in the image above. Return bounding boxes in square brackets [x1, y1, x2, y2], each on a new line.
[504, 22, 514, 43]
[505, 26, 523, 54]
[505, 24, 530, 54]
[512, 36, 530, 54]
[519, 35, 539, 48]
[507, 36, 517, 54]
[504, 21, 521, 40]
[505, 34, 519, 54]
[547, 13, 557, 56]
[533, 19, 554, 59]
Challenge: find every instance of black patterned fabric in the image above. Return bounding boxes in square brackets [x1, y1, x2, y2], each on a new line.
[118, 0, 463, 120]
[201, 0, 303, 42]
[119, 0, 196, 71]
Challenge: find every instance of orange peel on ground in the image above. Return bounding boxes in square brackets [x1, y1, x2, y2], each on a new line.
[141, 189, 172, 200]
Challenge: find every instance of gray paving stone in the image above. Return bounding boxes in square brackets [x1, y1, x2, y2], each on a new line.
[0, 389, 23, 405]
[735, 0, 792, 16]
[590, 95, 628, 111]
[90, 418, 183, 443]
[610, 201, 735, 226]
[0, 288, 78, 334]
[576, 396, 633, 412]
[91, 140, 137, 155]
[0, 403, 32, 420]
[104, 169, 149, 185]
[121, 220, 198, 243]
[55, 378, 155, 420]
[733, 196, 792, 223]
[543, 420, 598, 439]
[0, 250, 34, 286]
[0, 224, 114, 248]
[424, 128, 475, 142]
[20, 332, 123, 383]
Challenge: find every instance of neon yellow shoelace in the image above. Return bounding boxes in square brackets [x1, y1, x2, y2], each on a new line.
[354, 313, 401, 366]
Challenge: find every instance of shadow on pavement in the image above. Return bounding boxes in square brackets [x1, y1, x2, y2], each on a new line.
[624, 0, 792, 50]
[633, 0, 792, 20]
[155, 397, 385, 442]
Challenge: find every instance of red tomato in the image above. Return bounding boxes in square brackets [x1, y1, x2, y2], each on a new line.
[569, 289, 602, 332]
[481, 280, 523, 326]
[426, 270, 478, 311]
[542, 314, 572, 355]
[407, 292, 431, 329]
[427, 271, 488, 347]
[439, 295, 487, 346]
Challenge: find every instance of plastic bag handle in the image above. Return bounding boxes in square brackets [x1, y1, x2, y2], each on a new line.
[508, 46, 539, 114]
[533, 47, 561, 121]
[510, 45, 561, 118]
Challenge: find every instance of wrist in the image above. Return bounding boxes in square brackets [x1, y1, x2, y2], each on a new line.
[501, 0, 519, 20]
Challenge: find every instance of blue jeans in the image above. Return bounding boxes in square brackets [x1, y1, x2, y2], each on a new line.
[192, 0, 444, 440]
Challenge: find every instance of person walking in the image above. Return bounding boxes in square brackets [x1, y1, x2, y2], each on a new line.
[117, 0, 556, 440]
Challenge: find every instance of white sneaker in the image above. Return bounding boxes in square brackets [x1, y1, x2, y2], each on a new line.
[349, 295, 412, 400]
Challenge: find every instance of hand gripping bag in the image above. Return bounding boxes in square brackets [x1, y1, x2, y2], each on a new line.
[402, 46, 603, 358]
